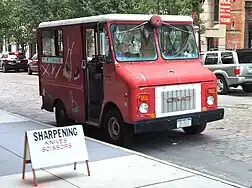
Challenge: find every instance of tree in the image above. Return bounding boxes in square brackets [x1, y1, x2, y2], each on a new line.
[0, 0, 205, 53]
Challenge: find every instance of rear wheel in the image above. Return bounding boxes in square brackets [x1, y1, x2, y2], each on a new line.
[216, 75, 229, 94]
[182, 123, 206, 135]
[242, 84, 252, 93]
[55, 101, 71, 127]
[103, 108, 133, 146]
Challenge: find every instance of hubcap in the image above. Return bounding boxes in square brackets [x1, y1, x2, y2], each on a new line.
[217, 78, 223, 92]
[108, 117, 121, 141]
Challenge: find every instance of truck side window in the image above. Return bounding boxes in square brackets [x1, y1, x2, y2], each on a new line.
[86, 29, 95, 58]
[56, 30, 63, 57]
[41, 29, 63, 57]
[205, 53, 218, 65]
[221, 52, 233, 64]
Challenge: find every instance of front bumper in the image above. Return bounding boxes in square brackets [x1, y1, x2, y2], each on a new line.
[134, 108, 224, 134]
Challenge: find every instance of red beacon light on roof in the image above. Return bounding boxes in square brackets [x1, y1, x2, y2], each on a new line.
[149, 15, 162, 28]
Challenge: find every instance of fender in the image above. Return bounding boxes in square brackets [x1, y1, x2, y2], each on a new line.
[212, 69, 230, 86]
[98, 101, 122, 128]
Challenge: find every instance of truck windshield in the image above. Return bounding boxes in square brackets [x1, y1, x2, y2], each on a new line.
[110, 24, 157, 62]
[158, 24, 198, 60]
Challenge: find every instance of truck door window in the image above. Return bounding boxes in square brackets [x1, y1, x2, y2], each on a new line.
[205, 53, 218, 65]
[221, 52, 234, 64]
[41, 29, 63, 57]
[57, 30, 63, 57]
[110, 23, 157, 62]
[104, 28, 112, 62]
[86, 29, 95, 59]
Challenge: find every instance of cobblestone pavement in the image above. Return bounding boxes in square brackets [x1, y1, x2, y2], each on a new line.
[0, 72, 251, 187]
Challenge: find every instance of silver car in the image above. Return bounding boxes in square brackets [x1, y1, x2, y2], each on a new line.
[201, 49, 252, 94]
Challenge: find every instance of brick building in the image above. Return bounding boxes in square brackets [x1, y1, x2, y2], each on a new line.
[200, 0, 252, 52]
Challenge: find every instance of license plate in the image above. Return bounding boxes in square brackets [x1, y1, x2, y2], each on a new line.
[177, 117, 192, 128]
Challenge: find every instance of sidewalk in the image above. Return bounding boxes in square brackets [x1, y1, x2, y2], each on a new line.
[0, 109, 248, 188]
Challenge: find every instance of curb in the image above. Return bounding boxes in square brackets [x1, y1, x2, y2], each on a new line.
[1, 109, 248, 188]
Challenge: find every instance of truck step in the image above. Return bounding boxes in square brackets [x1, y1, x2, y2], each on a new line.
[85, 120, 99, 127]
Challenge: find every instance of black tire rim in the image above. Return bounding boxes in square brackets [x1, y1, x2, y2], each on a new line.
[108, 117, 121, 141]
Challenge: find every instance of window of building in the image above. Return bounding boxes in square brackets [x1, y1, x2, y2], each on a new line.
[221, 52, 234, 64]
[205, 53, 218, 65]
[214, 0, 219, 22]
[41, 29, 63, 57]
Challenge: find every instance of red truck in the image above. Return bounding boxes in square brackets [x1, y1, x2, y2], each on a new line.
[37, 14, 224, 145]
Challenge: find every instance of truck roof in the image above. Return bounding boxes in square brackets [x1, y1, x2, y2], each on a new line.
[38, 14, 193, 28]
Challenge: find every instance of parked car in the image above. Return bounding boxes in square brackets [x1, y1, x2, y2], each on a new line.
[27, 53, 38, 75]
[0, 52, 28, 72]
[201, 49, 252, 94]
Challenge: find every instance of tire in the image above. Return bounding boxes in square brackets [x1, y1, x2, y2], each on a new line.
[182, 123, 206, 135]
[2, 65, 7, 73]
[242, 84, 252, 93]
[103, 108, 133, 146]
[216, 75, 229, 94]
[28, 66, 32, 75]
[55, 101, 69, 127]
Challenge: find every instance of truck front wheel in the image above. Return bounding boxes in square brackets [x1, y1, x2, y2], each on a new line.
[103, 108, 133, 146]
[182, 123, 206, 135]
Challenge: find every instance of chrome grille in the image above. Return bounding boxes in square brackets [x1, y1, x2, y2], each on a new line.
[161, 88, 196, 113]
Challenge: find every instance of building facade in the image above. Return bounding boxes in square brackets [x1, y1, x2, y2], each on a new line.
[200, 0, 251, 52]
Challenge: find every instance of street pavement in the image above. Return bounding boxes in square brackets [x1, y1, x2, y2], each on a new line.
[0, 72, 251, 187]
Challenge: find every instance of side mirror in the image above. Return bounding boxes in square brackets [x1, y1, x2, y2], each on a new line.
[99, 32, 106, 56]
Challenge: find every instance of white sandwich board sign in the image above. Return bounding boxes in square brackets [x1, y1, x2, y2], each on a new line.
[22, 125, 90, 186]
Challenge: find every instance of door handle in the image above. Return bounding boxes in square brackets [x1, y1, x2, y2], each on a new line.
[81, 60, 86, 69]
[104, 75, 111, 80]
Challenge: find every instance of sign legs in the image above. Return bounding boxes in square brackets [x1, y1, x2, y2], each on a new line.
[32, 169, 38, 186]
[22, 133, 38, 186]
[73, 161, 90, 176]
[74, 162, 77, 170]
[22, 134, 27, 179]
[86, 160, 90, 176]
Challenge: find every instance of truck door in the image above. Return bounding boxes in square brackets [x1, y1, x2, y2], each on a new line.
[61, 25, 87, 123]
[82, 26, 104, 123]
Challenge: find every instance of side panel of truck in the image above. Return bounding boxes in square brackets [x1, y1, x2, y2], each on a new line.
[39, 25, 87, 123]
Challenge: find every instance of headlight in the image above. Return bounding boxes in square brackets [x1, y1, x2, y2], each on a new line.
[207, 96, 215, 105]
[139, 103, 149, 113]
